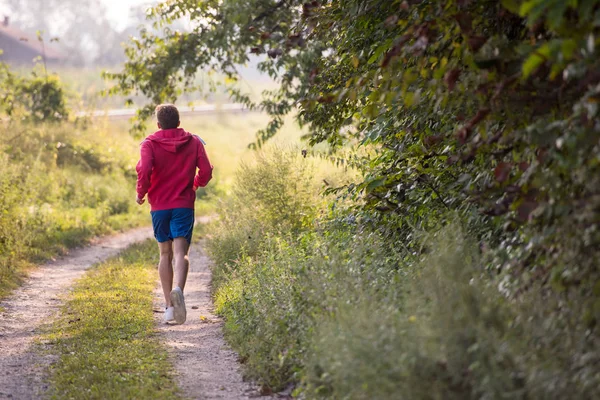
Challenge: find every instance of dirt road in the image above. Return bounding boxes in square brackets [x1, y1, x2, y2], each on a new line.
[154, 238, 257, 399]
[0, 222, 255, 399]
[0, 227, 153, 399]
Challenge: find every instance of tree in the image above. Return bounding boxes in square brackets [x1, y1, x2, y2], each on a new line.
[0, 61, 68, 121]
[110, 0, 600, 333]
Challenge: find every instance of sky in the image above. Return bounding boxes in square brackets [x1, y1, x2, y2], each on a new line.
[100, 0, 158, 31]
[0, 0, 157, 32]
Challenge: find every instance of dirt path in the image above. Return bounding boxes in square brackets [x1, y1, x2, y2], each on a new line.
[0, 226, 153, 400]
[153, 238, 258, 399]
[0, 220, 257, 400]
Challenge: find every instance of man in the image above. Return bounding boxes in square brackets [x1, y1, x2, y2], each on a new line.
[136, 104, 212, 324]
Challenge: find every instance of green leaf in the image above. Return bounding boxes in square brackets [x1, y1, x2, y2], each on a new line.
[403, 92, 415, 107]
[501, 0, 520, 13]
[561, 39, 578, 60]
[546, 2, 568, 29]
[366, 178, 386, 192]
[522, 43, 550, 78]
[368, 39, 393, 64]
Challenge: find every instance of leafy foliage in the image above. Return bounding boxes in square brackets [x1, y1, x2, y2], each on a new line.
[0, 117, 146, 297]
[207, 147, 341, 288]
[0, 61, 147, 297]
[210, 150, 600, 398]
[0, 62, 68, 122]
[114, 0, 600, 397]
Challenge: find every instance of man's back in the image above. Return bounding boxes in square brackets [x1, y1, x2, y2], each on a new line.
[136, 127, 212, 211]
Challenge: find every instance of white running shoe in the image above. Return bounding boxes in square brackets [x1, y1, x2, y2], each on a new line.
[170, 287, 186, 325]
[164, 306, 175, 323]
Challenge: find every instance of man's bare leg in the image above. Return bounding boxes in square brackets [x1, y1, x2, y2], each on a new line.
[169, 237, 190, 324]
[158, 241, 174, 307]
[173, 237, 190, 290]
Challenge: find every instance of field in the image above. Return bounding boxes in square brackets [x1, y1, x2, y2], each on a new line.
[0, 100, 305, 298]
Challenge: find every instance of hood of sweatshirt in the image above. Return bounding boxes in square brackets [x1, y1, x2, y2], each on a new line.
[145, 128, 194, 153]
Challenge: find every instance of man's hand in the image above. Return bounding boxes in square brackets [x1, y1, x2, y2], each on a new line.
[136, 196, 145, 205]
[193, 185, 198, 191]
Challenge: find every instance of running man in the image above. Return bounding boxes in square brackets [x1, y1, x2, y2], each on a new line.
[136, 104, 212, 324]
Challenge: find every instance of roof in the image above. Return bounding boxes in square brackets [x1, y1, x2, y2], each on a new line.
[0, 24, 65, 60]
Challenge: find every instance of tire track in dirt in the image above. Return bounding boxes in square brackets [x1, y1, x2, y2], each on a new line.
[154, 237, 258, 399]
[0, 226, 153, 400]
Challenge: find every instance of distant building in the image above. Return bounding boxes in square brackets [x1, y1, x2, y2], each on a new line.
[0, 16, 65, 65]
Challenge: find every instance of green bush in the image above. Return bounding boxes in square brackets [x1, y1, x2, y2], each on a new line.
[208, 147, 401, 391]
[0, 63, 68, 122]
[0, 117, 146, 297]
[207, 147, 327, 286]
[209, 147, 599, 398]
[212, 213, 406, 392]
[215, 238, 311, 389]
[305, 224, 599, 400]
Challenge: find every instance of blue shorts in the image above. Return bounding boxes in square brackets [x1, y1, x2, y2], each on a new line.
[150, 208, 195, 244]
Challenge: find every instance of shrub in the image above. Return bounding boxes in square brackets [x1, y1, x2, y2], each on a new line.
[0, 62, 68, 122]
[210, 148, 599, 398]
[214, 237, 311, 389]
[207, 147, 326, 286]
[0, 117, 146, 297]
[305, 224, 600, 400]
[212, 207, 407, 393]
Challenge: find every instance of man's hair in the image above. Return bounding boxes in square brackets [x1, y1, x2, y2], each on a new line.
[155, 104, 180, 129]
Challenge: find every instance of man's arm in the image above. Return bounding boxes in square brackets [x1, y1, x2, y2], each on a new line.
[193, 139, 212, 190]
[136, 140, 154, 203]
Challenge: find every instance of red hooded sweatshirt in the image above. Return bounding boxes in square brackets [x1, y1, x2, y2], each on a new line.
[136, 128, 212, 211]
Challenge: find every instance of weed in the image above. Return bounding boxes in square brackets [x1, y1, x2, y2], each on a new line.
[0, 119, 147, 298]
[43, 239, 180, 400]
[209, 147, 600, 399]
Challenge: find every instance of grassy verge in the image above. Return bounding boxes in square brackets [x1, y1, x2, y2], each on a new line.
[208, 147, 598, 399]
[42, 239, 179, 400]
[0, 118, 148, 299]
[0, 112, 304, 299]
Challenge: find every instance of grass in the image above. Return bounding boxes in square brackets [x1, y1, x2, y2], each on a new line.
[206, 147, 355, 390]
[0, 118, 148, 299]
[207, 145, 600, 399]
[0, 108, 305, 299]
[42, 239, 180, 400]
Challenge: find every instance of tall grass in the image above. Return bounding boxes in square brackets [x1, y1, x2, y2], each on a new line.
[0, 111, 307, 298]
[208, 147, 600, 399]
[207, 147, 330, 285]
[0, 118, 146, 297]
